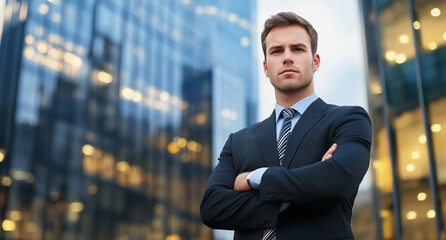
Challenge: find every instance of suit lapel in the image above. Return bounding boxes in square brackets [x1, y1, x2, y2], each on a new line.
[281, 98, 328, 168]
[255, 111, 280, 167]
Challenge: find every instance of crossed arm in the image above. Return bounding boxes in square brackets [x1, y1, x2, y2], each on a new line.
[234, 144, 338, 191]
[201, 107, 371, 230]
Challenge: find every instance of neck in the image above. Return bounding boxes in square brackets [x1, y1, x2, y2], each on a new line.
[275, 88, 314, 108]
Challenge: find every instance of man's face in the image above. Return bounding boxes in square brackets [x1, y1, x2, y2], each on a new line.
[263, 25, 320, 94]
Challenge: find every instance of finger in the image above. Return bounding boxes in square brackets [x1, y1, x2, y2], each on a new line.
[322, 144, 337, 161]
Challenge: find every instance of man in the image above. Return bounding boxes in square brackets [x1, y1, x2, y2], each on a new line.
[201, 12, 371, 240]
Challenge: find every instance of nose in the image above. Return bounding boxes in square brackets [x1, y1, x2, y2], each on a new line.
[283, 50, 294, 65]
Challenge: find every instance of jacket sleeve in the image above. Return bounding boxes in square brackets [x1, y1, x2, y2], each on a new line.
[259, 107, 372, 204]
[200, 133, 281, 230]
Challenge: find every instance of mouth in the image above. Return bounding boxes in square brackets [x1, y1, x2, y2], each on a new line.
[280, 68, 299, 74]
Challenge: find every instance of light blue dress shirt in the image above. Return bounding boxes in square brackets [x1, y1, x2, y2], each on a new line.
[248, 93, 318, 188]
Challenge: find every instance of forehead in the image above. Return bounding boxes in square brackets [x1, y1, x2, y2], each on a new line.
[264, 25, 311, 49]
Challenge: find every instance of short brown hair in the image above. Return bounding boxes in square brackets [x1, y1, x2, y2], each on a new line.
[261, 12, 318, 58]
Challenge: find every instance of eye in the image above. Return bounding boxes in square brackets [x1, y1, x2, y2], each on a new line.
[294, 47, 304, 52]
[270, 49, 282, 54]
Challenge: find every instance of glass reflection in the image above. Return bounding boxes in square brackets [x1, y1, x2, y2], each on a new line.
[0, 0, 257, 240]
[412, 0, 446, 237]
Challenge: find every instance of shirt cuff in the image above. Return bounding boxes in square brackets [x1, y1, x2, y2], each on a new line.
[249, 167, 268, 189]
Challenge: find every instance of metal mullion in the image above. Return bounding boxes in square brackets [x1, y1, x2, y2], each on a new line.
[371, 0, 403, 239]
[406, 0, 444, 239]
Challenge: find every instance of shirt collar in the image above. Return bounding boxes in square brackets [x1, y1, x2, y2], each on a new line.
[275, 93, 318, 122]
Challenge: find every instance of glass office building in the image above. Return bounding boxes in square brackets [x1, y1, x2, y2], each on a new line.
[360, 0, 446, 239]
[0, 0, 257, 239]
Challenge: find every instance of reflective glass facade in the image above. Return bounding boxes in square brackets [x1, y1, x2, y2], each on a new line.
[0, 0, 257, 239]
[360, 0, 446, 239]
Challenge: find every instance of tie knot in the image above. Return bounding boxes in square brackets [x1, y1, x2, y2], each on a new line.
[281, 108, 296, 119]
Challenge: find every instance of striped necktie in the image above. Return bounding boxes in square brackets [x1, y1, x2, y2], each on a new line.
[262, 108, 297, 240]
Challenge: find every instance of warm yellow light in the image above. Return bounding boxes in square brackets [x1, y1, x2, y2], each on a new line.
[166, 234, 181, 240]
[406, 211, 417, 220]
[196, 113, 206, 125]
[71, 55, 82, 68]
[371, 82, 382, 95]
[97, 71, 113, 85]
[187, 141, 198, 151]
[167, 142, 180, 154]
[10, 210, 23, 221]
[431, 8, 441, 17]
[413, 21, 421, 30]
[69, 202, 84, 213]
[175, 137, 187, 148]
[10, 169, 28, 181]
[2, 176, 12, 186]
[431, 124, 441, 132]
[417, 192, 427, 201]
[24, 46, 35, 59]
[428, 42, 437, 50]
[121, 88, 134, 100]
[37, 41, 48, 53]
[25, 35, 34, 45]
[427, 210, 436, 218]
[116, 161, 130, 173]
[0, 149, 5, 162]
[395, 54, 407, 64]
[406, 164, 415, 172]
[196, 143, 202, 152]
[419, 135, 427, 144]
[399, 34, 409, 44]
[443, 32, 446, 40]
[88, 184, 98, 194]
[48, 48, 63, 60]
[2, 220, 16, 231]
[160, 91, 170, 101]
[380, 210, 389, 218]
[372, 160, 380, 169]
[153, 100, 163, 109]
[411, 151, 420, 159]
[132, 91, 142, 102]
[38, 4, 49, 15]
[82, 144, 95, 156]
[385, 51, 396, 61]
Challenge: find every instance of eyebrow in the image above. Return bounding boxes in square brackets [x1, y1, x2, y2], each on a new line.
[268, 43, 308, 52]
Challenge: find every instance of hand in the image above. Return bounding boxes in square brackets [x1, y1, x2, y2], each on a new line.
[234, 172, 253, 191]
[321, 143, 337, 161]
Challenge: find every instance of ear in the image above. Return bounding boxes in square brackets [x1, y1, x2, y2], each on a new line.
[312, 53, 320, 72]
[263, 60, 269, 77]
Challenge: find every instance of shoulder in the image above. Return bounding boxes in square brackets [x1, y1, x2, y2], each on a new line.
[326, 104, 370, 119]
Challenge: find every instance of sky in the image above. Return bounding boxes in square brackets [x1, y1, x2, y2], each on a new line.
[257, 0, 368, 120]
[256, 0, 371, 191]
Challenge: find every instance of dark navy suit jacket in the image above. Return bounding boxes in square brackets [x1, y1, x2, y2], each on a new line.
[200, 98, 372, 240]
